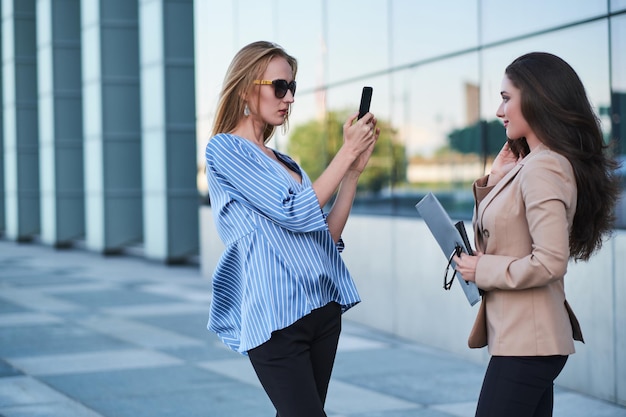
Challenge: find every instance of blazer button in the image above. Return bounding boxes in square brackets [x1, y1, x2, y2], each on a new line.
[483, 229, 490, 238]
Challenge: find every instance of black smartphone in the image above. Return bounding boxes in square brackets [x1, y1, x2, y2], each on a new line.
[357, 86, 373, 119]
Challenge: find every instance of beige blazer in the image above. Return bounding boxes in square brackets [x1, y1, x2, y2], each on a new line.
[469, 144, 584, 356]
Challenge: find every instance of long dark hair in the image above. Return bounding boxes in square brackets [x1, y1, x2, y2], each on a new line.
[505, 52, 621, 261]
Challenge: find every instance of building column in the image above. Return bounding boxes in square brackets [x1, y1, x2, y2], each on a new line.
[82, 0, 142, 253]
[2, 0, 40, 241]
[139, 0, 197, 263]
[37, 0, 84, 247]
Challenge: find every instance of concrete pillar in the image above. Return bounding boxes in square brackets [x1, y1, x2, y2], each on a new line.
[82, 0, 142, 253]
[37, 0, 84, 247]
[2, 0, 40, 241]
[139, 0, 197, 263]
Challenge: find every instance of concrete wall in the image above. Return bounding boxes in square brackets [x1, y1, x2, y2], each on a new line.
[199, 206, 626, 406]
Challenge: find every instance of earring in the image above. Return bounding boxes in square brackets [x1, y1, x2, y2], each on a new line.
[244, 103, 250, 117]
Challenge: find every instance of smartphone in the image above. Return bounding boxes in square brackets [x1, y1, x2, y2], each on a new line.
[357, 86, 373, 119]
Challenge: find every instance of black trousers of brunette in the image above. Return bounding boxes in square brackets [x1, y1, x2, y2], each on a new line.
[248, 302, 342, 417]
[475, 355, 568, 417]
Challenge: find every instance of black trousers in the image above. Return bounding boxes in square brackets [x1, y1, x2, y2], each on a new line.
[475, 355, 568, 417]
[248, 302, 342, 417]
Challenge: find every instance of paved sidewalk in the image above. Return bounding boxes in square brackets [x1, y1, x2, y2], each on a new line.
[1, 239, 625, 417]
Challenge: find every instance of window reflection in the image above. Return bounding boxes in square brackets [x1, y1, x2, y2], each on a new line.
[611, 14, 626, 226]
[326, 1, 388, 84]
[481, 21, 611, 150]
[481, 0, 607, 45]
[401, 54, 484, 216]
[195, 1, 626, 228]
[390, 0, 478, 66]
[612, 0, 626, 12]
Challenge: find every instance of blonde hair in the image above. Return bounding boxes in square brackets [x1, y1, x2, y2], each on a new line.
[211, 41, 298, 143]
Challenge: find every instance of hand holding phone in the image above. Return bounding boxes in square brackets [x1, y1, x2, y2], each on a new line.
[357, 86, 373, 119]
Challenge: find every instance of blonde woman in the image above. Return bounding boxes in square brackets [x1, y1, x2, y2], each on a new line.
[205, 41, 379, 417]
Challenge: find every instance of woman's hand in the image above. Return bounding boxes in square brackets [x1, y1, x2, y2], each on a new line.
[311, 112, 377, 209]
[487, 142, 522, 186]
[342, 112, 378, 162]
[452, 251, 483, 283]
[349, 116, 379, 174]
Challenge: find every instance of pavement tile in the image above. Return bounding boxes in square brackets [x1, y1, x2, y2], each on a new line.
[77, 316, 204, 349]
[197, 357, 259, 387]
[0, 376, 104, 417]
[7, 349, 183, 376]
[33, 282, 117, 294]
[0, 376, 69, 407]
[0, 313, 62, 327]
[333, 347, 478, 378]
[0, 403, 104, 417]
[551, 392, 626, 417]
[83, 383, 273, 417]
[326, 380, 421, 415]
[0, 300, 28, 315]
[338, 409, 456, 417]
[50, 289, 183, 309]
[0, 274, 92, 288]
[336, 333, 390, 352]
[161, 342, 246, 363]
[429, 401, 477, 417]
[0, 289, 80, 313]
[102, 303, 208, 318]
[39, 365, 226, 399]
[338, 369, 482, 406]
[0, 323, 132, 357]
[0, 360, 21, 378]
[138, 283, 212, 303]
[134, 312, 213, 339]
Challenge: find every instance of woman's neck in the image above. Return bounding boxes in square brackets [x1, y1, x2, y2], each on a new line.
[231, 118, 267, 147]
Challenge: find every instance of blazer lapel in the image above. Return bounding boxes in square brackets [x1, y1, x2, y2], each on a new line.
[477, 145, 552, 220]
[476, 162, 524, 222]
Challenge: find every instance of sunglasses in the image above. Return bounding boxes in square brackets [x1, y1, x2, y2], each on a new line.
[253, 79, 297, 99]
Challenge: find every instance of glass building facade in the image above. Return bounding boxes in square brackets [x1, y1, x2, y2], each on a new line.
[196, 0, 626, 225]
[1, 1, 625, 250]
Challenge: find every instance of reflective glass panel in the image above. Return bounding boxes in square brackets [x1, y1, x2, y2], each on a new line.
[611, 14, 626, 227]
[481, 0, 607, 44]
[194, 0, 619, 225]
[390, 0, 478, 67]
[611, 0, 626, 12]
[481, 21, 610, 137]
[391, 54, 482, 217]
[326, 0, 389, 84]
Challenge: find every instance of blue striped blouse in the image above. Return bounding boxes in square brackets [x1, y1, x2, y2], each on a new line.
[205, 133, 361, 354]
